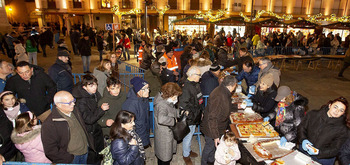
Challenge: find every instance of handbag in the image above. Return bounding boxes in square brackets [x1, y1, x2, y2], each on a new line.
[171, 113, 190, 141]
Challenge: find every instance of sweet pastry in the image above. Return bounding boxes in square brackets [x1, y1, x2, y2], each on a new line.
[237, 124, 266, 137]
[252, 141, 273, 159]
[271, 159, 285, 165]
[230, 112, 263, 124]
[262, 123, 279, 137]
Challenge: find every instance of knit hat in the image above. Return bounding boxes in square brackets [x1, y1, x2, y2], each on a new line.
[210, 63, 220, 71]
[260, 73, 274, 87]
[275, 86, 292, 101]
[165, 46, 173, 54]
[130, 77, 148, 93]
[57, 50, 70, 57]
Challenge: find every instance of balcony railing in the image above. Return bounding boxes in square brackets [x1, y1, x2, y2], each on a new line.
[312, 8, 325, 14]
[293, 7, 307, 15]
[120, 1, 133, 9]
[331, 9, 343, 16]
[141, 2, 156, 9]
[253, 5, 266, 11]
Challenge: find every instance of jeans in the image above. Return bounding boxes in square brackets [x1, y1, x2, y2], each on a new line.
[82, 56, 91, 72]
[72, 152, 88, 164]
[28, 52, 37, 65]
[201, 135, 216, 164]
[123, 48, 130, 60]
[134, 43, 140, 58]
[298, 144, 336, 165]
[339, 62, 350, 76]
[157, 157, 170, 165]
[182, 125, 196, 157]
[98, 50, 103, 61]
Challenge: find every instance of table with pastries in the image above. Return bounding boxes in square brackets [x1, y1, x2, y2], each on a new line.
[230, 93, 321, 165]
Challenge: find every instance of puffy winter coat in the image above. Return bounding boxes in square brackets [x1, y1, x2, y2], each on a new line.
[140, 50, 155, 70]
[11, 125, 51, 163]
[154, 93, 179, 161]
[122, 89, 150, 146]
[72, 82, 105, 152]
[200, 71, 219, 95]
[298, 106, 348, 159]
[0, 109, 17, 161]
[256, 62, 281, 87]
[340, 135, 350, 165]
[214, 136, 241, 165]
[251, 84, 277, 118]
[48, 59, 74, 93]
[217, 48, 235, 69]
[111, 138, 144, 165]
[266, 92, 308, 142]
[179, 79, 204, 125]
[236, 66, 260, 88]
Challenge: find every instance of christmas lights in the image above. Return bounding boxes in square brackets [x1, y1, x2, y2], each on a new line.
[151, 5, 170, 16]
[111, 5, 142, 16]
[195, 8, 228, 22]
[239, 10, 293, 22]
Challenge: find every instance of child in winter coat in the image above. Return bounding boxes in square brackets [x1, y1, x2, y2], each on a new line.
[13, 40, 29, 63]
[11, 111, 51, 163]
[215, 131, 241, 165]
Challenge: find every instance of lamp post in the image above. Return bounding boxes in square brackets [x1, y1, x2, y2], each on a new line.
[144, 0, 148, 43]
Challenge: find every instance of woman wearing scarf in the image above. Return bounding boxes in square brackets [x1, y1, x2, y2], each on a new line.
[0, 91, 29, 127]
[110, 110, 145, 165]
[263, 86, 308, 146]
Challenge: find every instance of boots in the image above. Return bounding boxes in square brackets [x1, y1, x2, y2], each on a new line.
[183, 156, 193, 165]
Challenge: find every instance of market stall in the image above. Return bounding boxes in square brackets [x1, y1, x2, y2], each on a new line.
[213, 17, 246, 37]
[322, 22, 350, 41]
[285, 20, 317, 36]
[171, 16, 210, 35]
[254, 18, 287, 36]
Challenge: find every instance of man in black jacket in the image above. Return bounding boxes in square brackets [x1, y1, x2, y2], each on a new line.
[48, 50, 74, 93]
[71, 29, 81, 55]
[97, 32, 104, 61]
[5, 61, 56, 122]
[42, 91, 95, 164]
[78, 34, 92, 73]
[179, 66, 204, 165]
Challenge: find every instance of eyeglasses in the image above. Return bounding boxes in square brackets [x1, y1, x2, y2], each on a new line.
[194, 74, 201, 77]
[141, 87, 150, 91]
[58, 99, 76, 105]
[259, 63, 267, 66]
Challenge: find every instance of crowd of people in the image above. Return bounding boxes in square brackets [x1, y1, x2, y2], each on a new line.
[0, 23, 350, 165]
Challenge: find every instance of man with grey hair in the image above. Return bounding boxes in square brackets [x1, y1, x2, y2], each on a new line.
[0, 60, 13, 92]
[256, 57, 280, 88]
[41, 91, 95, 164]
[179, 66, 204, 165]
[201, 75, 239, 165]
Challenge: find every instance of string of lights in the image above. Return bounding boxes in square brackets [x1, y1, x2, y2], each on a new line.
[151, 5, 170, 15]
[195, 8, 228, 22]
[300, 14, 350, 23]
[111, 5, 142, 16]
[239, 10, 293, 22]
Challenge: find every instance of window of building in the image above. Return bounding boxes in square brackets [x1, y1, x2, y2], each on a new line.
[212, 0, 221, 10]
[168, 0, 177, 9]
[101, 0, 111, 8]
[47, 0, 56, 9]
[121, 0, 132, 9]
[73, 0, 82, 8]
[190, 0, 199, 10]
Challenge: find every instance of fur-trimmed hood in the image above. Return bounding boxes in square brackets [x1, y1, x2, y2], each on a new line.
[11, 125, 41, 144]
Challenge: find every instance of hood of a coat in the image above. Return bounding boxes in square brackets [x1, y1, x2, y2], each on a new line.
[11, 125, 41, 144]
[292, 93, 308, 107]
[102, 87, 125, 100]
[72, 82, 98, 99]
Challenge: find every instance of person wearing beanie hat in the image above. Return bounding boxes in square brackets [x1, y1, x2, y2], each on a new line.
[251, 73, 278, 117]
[122, 77, 151, 147]
[263, 86, 308, 146]
[200, 63, 220, 95]
[78, 32, 92, 73]
[48, 50, 74, 93]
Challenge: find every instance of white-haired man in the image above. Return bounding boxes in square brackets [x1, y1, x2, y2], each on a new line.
[41, 91, 94, 164]
[179, 66, 204, 165]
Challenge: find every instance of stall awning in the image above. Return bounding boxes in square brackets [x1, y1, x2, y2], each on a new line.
[171, 16, 212, 24]
[321, 22, 350, 29]
[253, 18, 287, 27]
[213, 17, 246, 25]
[286, 20, 318, 29]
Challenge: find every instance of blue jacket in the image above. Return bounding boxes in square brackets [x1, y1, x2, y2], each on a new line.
[48, 59, 74, 93]
[236, 66, 260, 87]
[122, 89, 150, 146]
[0, 74, 12, 93]
[200, 71, 219, 95]
[111, 138, 144, 165]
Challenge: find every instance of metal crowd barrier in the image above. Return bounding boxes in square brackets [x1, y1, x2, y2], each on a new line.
[117, 60, 145, 73]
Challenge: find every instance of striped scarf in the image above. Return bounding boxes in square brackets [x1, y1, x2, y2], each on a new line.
[128, 130, 146, 160]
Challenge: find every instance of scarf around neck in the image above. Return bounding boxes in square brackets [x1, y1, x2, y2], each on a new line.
[275, 102, 287, 127]
[4, 103, 21, 121]
[128, 130, 146, 160]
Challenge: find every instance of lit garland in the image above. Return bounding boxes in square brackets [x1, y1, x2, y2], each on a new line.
[151, 5, 170, 16]
[239, 10, 293, 22]
[195, 8, 228, 22]
[111, 5, 142, 16]
[299, 13, 350, 23]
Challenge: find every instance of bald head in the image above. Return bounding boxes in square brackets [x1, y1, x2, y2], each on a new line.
[54, 91, 75, 114]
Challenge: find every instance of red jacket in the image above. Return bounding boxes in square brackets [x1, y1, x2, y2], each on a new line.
[226, 37, 233, 47]
[118, 38, 131, 49]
